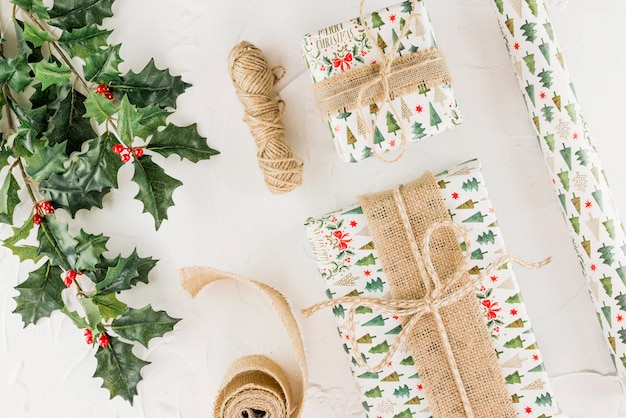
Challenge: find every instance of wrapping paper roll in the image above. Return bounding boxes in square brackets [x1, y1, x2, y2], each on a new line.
[304, 159, 561, 417]
[489, 0, 626, 384]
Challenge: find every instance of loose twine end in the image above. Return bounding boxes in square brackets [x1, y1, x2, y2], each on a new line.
[228, 41, 303, 194]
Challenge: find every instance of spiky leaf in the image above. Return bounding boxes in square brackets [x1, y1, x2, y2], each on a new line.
[22, 21, 56, 47]
[46, 87, 96, 152]
[95, 250, 153, 295]
[114, 59, 190, 109]
[132, 155, 182, 229]
[48, 0, 115, 30]
[11, 0, 50, 18]
[84, 89, 118, 124]
[37, 216, 78, 270]
[147, 123, 218, 162]
[75, 230, 109, 272]
[92, 293, 128, 321]
[30, 60, 71, 90]
[23, 140, 67, 182]
[0, 54, 32, 92]
[111, 305, 179, 347]
[0, 172, 20, 224]
[93, 336, 149, 403]
[12, 261, 64, 325]
[58, 25, 112, 59]
[83, 44, 123, 84]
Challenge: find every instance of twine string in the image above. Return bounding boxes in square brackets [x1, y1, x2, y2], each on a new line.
[228, 42, 303, 194]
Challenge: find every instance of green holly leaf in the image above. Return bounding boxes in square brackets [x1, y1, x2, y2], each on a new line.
[10, 0, 49, 18]
[2, 217, 41, 263]
[135, 106, 171, 139]
[80, 297, 103, 330]
[39, 135, 122, 215]
[132, 155, 182, 229]
[93, 335, 150, 404]
[92, 293, 127, 321]
[45, 86, 96, 153]
[22, 21, 56, 47]
[37, 216, 78, 270]
[0, 54, 32, 92]
[75, 230, 109, 272]
[30, 59, 72, 90]
[114, 59, 190, 109]
[23, 140, 68, 182]
[83, 44, 122, 84]
[12, 261, 64, 325]
[61, 306, 90, 329]
[117, 95, 144, 145]
[58, 25, 112, 59]
[12, 102, 48, 141]
[0, 172, 20, 224]
[111, 305, 179, 347]
[148, 123, 219, 162]
[95, 249, 151, 295]
[48, 0, 114, 31]
[84, 89, 118, 124]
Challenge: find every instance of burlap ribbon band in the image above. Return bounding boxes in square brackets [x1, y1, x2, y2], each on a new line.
[304, 172, 551, 417]
[180, 267, 307, 418]
[313, 47, 451, 120]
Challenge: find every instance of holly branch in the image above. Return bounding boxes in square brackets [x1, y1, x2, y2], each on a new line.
[0, 0, 218, 403]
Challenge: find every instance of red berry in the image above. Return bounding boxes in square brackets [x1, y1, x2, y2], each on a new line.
[64, 276, 73, 287]
[98, 333, 109, 348]
[132, 148, 144, 158]
[112, 143, 125, 154]
[95, 84, 109, 94]
[104, 91, 114, 100]
[84, 329, 93, 345]
[39, 201, 54, 215]
[66, 270, 77, 280]
[120, 152, 131, 163]
[33, 213, 43, 225]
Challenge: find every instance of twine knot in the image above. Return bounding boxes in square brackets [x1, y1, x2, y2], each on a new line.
[228, 41, 303, 194]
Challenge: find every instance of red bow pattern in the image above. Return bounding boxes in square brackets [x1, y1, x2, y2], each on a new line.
[333, 230, 352, 250]
[332, 52, 353, 72]
[481, 299, 501, 320]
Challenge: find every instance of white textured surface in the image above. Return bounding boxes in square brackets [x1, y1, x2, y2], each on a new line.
[1, 0, 626, 417]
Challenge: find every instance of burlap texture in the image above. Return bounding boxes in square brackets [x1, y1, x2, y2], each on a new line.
[358, 172, 515, 417]
[313, 48, 451, 120]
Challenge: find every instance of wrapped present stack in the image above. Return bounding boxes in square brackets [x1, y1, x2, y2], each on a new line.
[301, 0, 461, 162]
[304, 160, 561, 417]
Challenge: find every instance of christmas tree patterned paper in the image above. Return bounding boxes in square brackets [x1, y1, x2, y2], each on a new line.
[305, 160, 560, 417]
[490, 0, 626, 385]
[301, 1, 461, 163]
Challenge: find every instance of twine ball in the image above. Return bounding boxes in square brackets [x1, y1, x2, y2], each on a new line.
[228, 41, 303, 194]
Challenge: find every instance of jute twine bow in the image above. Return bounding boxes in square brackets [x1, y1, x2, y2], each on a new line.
[180, 267, 307, 418]
[303, 186, 551, 417]
[228, 41, 303, 194]
[312, 0, 452, 163]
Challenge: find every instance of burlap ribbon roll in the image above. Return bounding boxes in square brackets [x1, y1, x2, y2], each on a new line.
[304, 172, 551, 417]
[180, 267, 307, 418]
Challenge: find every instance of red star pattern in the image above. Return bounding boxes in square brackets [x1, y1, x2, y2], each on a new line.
[350, 220, 358, 227]
[415, 104, 423, 113]
[389, 14, 396, 22]
[573, 132, 579, 139]
[525, 406, 533, 414]
[364, 270, 372, 277]
[510, 308, 518, 316]
[417, 384, 423, 390]
[392, 315, 400, 320]
[539, 91, 546, 99]
[489, 207, 495, 213]
[451, 192, 460, 200]
[618, 314, 624, 323]
[490, 275, 498, 283]
[532, 354, 540, 361]
[387, 361, 393, 367]
[591, 264, 597, 272]
[514, 42, 520, 50]
[390, 139, 396, 147]
[585, 200, 592, 208]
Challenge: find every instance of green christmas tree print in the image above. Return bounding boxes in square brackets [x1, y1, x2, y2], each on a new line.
[463, 212, 486, 223]
[401, 1, 413, 13]
[365, 277, 384, 292]
[535, 392, 553, 406]
[411, 121, 426, 140]
[525, 80, 535, 105]
[369, 341, 390, 354]
[525, 0, 539, 16]
[541, 104, 555, 123]
[347, 126, 357, 149]
[598, 244, 616, 266]
[377, 33, 387, 53]
[538, 39, 550, 64]
[569, 216, 580, 234]
[362, 314, 387, 326]
[521, 20, 537, 42]
[592, 187, 604, 210]
[371, 11, 385, 29]
[575, 149, 589, 166]
[505, 15, 515, 35]
[565, 103, 577, 123]
[356, 254, 376, 266]
[505, 371, 523, 384]
[373, 126, 386, 148]
[494, 0, 504, 14]
[332, 304, 345, 318]
[557, 171, 570, 191]
[392, 29, 405, 56]
[504, 336, 524, 349]
[392, 409, 414, 418]
[552, 92, 561, 111]
[600, 275, 613, 297]
[365, 385, 383, 398]
[369, 102, 379, 115]
[477, 230, 497, 245]
[362, 146, 372, 160]
[544, 22, 554, 41]
[559, 144, 572, 170]
[505, 293, 523, 304]
[386, 111, 401, 135]
[429, 102, 442, 129]
[400, 356, 414, 366]
[538, 69, 553, 88]
[394, 384, 411, 398]
[544, 134, 555, 152]
[602, 303, 613, 326]
[603, 219, 616, 240]
[523, 53, 536, 74]
[461, 177, 480, 192]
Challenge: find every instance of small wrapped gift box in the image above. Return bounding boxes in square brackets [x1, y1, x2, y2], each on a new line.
[301, 0, 461, 163]
[304, 159, 561, 417]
